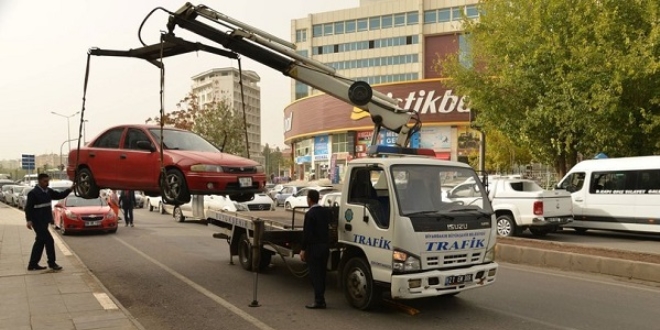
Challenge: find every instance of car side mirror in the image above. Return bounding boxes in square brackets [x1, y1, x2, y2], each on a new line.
[136, 141, 156, 152]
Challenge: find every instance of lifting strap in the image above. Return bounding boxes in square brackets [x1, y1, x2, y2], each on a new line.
[73, 53, 92, 197]
[158, 35, 168, 194]
[237, 57, 250, 159]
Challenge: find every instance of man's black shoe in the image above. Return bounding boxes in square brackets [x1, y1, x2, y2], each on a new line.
[305, 303, 326, 309]
[27, 265, 47, 271]
[49, 264, 63, 271]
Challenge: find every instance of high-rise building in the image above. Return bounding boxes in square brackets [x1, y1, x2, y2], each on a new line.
[191, 67, 263, 164]
[286, 0, 479, 181]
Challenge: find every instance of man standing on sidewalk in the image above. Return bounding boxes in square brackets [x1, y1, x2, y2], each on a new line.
[300, 189, 330, 309]
[25, 173, 73, 271]
[119, 190, 137, 227]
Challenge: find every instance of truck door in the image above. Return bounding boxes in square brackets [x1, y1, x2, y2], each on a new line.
[558, 172, 586, 219]
[341, 166, 393, 283]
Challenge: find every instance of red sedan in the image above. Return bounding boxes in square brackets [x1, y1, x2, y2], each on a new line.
[67, 125, 266, 205]
[54, 196, 118, 235]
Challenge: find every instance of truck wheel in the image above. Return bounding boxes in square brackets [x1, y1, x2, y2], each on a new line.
[160, 169, 191, 205]
[75, 168, 100, 199]
[238, 233, 253, 271]
[343, 257, 381, 310]
[529, 228, 550, 237]
[496, 215, 518, 237]
[173, 206, 185, 223]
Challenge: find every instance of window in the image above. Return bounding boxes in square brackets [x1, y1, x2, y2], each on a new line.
[406, 11, 419, 25]
[295, 29, 307, 43]
[334, 21, 344, 34]
[312, 24, 322, 37]
[345, 20, 356, 33]
[466, 5, 479, 18]
[381, 14, 393, 28]
[369, 16, 380, 30]
[296, 49, 308, 57]
[123, 128, 152, 150]
[93, 128, 124, 149]
[295, 81, 309, 100]
[587, 170, 660, 194]
[459, 34, 473, 68]
[394, 13, 405, 26]
[357, 18, 368, 31]
[332, 133, 348, 153]
[323, 23, 333, 36]
[348, 167, 390, 228]
[438, 9, 451, 22]
[424, 10, 437, 24]
[451, 7, 462, 21]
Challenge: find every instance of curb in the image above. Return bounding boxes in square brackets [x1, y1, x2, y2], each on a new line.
[9, 206, 146, 330]
[495, 243, 660, 284]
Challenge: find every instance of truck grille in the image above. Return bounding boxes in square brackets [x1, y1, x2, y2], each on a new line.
[423, 252, 483, 269]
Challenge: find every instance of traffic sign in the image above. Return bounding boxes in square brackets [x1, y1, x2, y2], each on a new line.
[21, 154, 35, 171]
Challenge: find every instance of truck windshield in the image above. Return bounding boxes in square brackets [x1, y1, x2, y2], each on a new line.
[391, 165, 493, 216]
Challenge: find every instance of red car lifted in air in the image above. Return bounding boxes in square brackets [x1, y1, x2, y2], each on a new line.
[67, 124, 266, 204]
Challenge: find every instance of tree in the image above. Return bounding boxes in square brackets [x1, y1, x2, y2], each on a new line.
[467, 129, 533, 173]
[439, 0, 660, 175]
[147, 92, 249, 157]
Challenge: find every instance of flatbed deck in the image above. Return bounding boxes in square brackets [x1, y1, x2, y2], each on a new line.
[206, 209, 305, 231]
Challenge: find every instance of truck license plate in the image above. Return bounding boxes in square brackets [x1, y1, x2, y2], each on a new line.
[85, 221, 100, 227]
[239, 177, 252, 187]
[445, 274, 472, 286]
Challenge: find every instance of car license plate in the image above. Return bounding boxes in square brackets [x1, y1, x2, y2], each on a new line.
[239, 177, 252, 187]
[445, 274, 472, 286]
[85, 221, 100, 227]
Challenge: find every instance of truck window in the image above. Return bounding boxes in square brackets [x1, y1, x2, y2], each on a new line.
[590, 171, 637, 194]
[558, 172, 585, 193]
[347, 167, 390, 228]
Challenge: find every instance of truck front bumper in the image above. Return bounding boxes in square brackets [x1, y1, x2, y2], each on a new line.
[391, 262, 498, 299]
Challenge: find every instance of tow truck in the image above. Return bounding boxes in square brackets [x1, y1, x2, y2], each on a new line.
[83, 3, 498, 310]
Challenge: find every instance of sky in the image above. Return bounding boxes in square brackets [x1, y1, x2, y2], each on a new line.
[0, 0, 358, 160]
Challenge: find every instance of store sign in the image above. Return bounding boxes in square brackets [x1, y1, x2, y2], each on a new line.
[314, 135, 329, 161]
[351, 89, 470, 121]
[419, 127, 451, 151]
[295, 155, 312, 164]
[283, 112, 293, 133]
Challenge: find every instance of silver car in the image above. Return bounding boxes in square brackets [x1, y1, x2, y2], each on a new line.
[274, 185, 306, 207]
[17, 186, 32, 210]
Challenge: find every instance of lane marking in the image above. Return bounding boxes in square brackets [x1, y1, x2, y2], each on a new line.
[50, 227, 73, 256]
[94, 292, 119, 310]
[501, 263, 660, 293]
[112, 236, 276, 330]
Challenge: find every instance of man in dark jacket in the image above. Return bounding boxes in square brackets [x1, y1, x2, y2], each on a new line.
[25, 173, 73, 271]
[300, 189, 330, 309]
[119, 190, 137, 227]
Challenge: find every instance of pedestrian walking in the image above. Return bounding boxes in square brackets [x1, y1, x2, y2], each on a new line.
[119, 190, 137, 227]
[108, 190, 120, 220]
[300, 189, 330, 309]
[24, 173, 73, 271]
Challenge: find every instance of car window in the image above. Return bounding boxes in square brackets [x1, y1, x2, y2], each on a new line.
[124, 128, 152, 150]
[93, 128, 124, 149]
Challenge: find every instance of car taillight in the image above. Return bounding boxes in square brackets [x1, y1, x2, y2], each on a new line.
[533, 201, 543, 215]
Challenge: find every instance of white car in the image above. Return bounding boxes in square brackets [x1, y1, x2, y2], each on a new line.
[240, 193, 275, 211]
[166, 195, 239, 222]
[284, 186, 339, 210]
[145, 196, 165, 213]
[320, 192, 341, 207]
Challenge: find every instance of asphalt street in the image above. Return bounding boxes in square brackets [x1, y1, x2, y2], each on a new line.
[60, 208, 660, 330]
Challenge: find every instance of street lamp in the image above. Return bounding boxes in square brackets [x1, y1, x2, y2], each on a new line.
[60, 138, 78, 168]
[51, 111, 80, 152]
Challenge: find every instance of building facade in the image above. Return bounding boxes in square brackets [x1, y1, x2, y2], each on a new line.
[191, 67, 264, 164]
[285, 0, 480, 181]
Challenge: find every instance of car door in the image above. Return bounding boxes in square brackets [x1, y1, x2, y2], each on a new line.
[88, 127, 126, 187]
[293, 188, 310, 208]
[120, 128, 159, 189]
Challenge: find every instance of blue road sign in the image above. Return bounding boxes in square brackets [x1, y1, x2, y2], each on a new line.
[21, 154, 35, 171]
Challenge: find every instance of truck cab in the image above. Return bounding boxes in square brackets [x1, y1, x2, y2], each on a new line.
[337, 152, 498, 309]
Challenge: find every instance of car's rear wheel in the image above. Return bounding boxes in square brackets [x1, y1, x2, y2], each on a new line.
[160, 169, 191, 205]
[75, 168, 100, 199]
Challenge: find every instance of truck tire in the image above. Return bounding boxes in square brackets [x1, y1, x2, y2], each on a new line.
[237, 233, 271, 271]
[343, 257, 381, 310]
[496, 215, 519, 237]
[529, 228, 550, 237]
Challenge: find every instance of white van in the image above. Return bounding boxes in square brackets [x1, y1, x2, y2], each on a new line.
[556, 156, 660, 234]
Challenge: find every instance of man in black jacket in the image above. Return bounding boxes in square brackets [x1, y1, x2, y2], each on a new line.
[300, 189, 330, 309]
[119, 190, 137, 227]
[25, 173, 73, 271]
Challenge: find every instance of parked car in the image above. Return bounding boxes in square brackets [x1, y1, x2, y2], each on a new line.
[165, 195, 242, 222]
[320, 191, 342, 207]
[53, 195, 118, 235]
[0, 184, 16, 203]
[145, 196, 164, 213]
[240, 193, 275, 211]
[49, 181, 74, 209]
[67, 124, 267, 205]
[16, 186, 32, 210]
[284, 186, 339, 210]
[274, 185, 306, 207]
[267, 184, 283, 199]
[8, 185, 26, 207]
[134, 191, 145, 208]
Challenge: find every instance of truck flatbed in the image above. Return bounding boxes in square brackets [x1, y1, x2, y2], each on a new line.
[206, 209, 305, 231]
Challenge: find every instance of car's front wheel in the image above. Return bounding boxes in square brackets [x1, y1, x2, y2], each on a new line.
[160, 169, 191, 205]
[75, 167, 100, 199]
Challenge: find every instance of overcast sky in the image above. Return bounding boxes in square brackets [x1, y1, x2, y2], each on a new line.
[0, 0, 358, 160]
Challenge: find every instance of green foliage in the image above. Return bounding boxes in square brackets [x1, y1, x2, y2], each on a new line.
[440, 0, 660, 175]
[147, 92, 249, 157]
[467, 129, 534, 173]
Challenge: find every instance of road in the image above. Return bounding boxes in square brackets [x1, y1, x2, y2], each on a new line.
[58, 208, 660, 330]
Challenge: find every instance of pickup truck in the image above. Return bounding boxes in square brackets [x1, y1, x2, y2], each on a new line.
[444, 178, 573, 237]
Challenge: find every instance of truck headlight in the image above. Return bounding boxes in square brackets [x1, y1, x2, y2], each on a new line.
[392, 249, 421, 273]
[190, 164, 224, 173]
[484, 247, 496, 262]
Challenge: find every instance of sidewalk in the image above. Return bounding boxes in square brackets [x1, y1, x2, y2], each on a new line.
[0, 204, 144, 330]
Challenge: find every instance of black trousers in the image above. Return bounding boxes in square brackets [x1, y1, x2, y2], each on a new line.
[123, 207, 134, 224]
[307, 243, 329, 304]
[29, 221, 56, 266]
